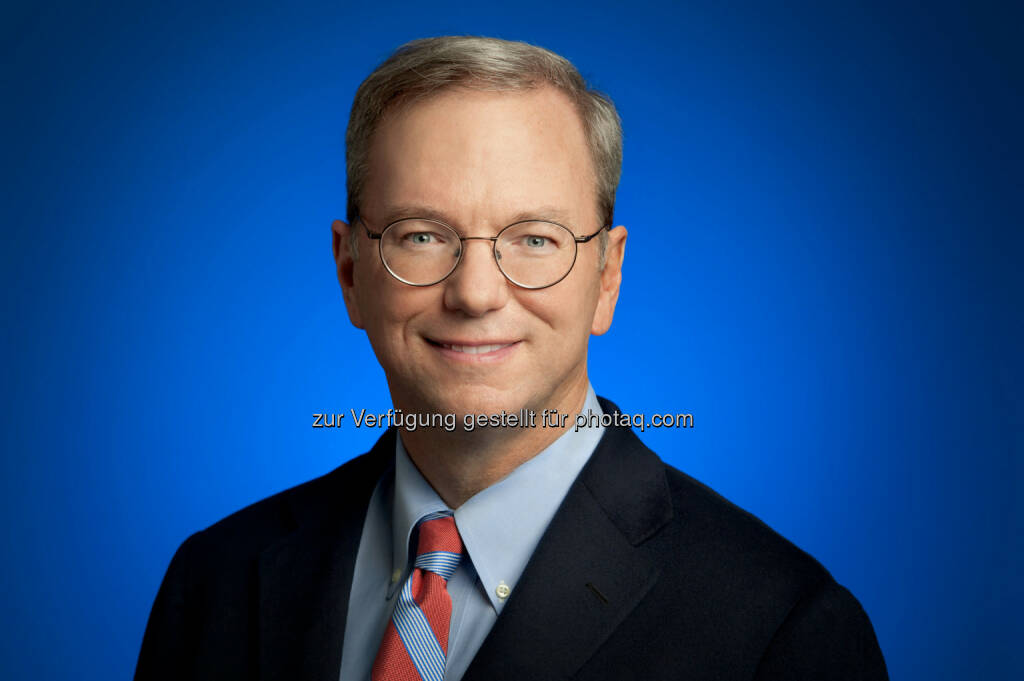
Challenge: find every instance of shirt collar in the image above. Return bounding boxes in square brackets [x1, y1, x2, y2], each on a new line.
[388, 440, 452, 597]
[389, 385, 606, 611]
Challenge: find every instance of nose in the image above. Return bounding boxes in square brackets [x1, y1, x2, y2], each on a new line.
[442, 238, 510, 317]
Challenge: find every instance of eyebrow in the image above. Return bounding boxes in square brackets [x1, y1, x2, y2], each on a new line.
[377, 204, 578, 230]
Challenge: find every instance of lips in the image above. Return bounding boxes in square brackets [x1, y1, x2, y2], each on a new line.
[439, 342, 515, 354]
[426, 338, 520, 355]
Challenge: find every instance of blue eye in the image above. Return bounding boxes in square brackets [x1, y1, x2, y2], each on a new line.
[406, 232, 436, 244]
[525, 235, 549, 248]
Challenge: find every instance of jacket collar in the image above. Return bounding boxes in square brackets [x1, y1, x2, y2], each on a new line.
[257, 429, 394, 681]
[461, 397, 674, 680]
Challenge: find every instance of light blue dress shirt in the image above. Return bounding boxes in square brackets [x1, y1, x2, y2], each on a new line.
[339, 386, 606, 681]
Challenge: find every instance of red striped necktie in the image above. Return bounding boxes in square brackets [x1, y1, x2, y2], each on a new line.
[372, 511, 464, 681]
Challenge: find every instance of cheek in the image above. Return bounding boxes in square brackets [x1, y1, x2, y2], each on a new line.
[357, 280, 435, 339]
[518, 284, 598, 335]
[552, 268, 602, 324]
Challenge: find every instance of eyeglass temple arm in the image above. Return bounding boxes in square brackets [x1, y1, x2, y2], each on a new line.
[574, 223, 611, 243]
[356, 214, 384, 240]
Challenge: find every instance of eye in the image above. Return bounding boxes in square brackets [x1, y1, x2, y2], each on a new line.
[384, 219, 457, 256]
[399, 231, 450, 248]
[499, 221, 567, 256]
[405, 232, 437, 245]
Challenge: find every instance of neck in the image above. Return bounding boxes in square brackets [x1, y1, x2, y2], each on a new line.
[398, 388, 590, 508]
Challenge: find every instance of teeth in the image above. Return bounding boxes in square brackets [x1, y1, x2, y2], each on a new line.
[441, 343, 509, 354]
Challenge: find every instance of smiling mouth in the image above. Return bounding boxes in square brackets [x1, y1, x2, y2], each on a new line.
[426, 339, 519, 355]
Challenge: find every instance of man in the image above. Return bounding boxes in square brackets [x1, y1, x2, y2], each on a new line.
[136, 36, 888, 680]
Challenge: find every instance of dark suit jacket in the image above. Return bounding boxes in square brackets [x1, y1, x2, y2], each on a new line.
[136, 398, 888, 680]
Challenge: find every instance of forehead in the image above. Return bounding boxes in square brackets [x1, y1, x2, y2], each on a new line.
[363, 86, 598, 226]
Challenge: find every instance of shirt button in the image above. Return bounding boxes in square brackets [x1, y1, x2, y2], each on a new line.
[495, 582, 511, 600]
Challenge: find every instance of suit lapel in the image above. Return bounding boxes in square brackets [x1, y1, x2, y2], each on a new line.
[463, 406, 674, 680]
[257, 430, 395, 681]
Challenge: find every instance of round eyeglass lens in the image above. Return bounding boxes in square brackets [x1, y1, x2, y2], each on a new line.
[496, 221, 577, 288]
[380, 219, 462, 285]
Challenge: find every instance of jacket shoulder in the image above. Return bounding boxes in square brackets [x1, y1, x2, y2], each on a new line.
[662, 462, 831, 582]
[655, 460, 835, 607]
[588, 434, 887, 678]
[182, 446, 387, 569]
[136, 445, 391, 680]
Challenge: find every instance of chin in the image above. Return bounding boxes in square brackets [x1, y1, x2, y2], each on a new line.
[418, 384, 529, 421]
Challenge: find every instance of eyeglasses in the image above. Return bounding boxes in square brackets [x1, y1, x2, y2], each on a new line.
[357, 214, 609, 290]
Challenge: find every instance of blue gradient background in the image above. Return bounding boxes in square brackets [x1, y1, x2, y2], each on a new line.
[3, 1, 1021, 679]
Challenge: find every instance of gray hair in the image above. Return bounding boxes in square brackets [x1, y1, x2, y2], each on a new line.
[344, 36, 622, 264]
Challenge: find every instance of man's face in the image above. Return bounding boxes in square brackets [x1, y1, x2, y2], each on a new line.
[334, 86, 625, 421]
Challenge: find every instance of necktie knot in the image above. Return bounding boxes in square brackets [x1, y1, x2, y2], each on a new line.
[414, 512, 463, 582]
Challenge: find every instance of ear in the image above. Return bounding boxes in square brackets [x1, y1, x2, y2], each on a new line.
[590, 225, 627, 336]
[332, 219, 365, 329]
